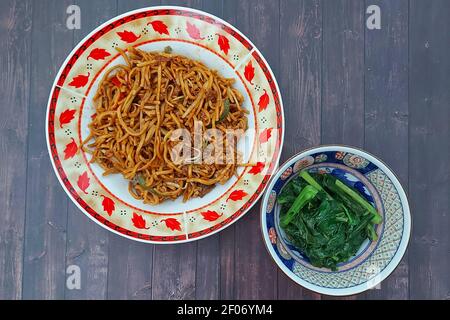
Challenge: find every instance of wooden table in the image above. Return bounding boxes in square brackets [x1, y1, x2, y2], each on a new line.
[0, 0, 449, 300]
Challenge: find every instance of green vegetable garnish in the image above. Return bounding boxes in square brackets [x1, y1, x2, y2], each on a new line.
[366, 224, 378, 241]
[278, 171, 382, 271]
[218, 99, 230, 123]
[335, 179, 382, 224]
[300, 170, 333, 199]
[136, 174, 146, 187]
[299, 170, 323, 191]
[280, 185, 318, 228]
[133, 173, 159, 194]
[164, 45, 173, 54]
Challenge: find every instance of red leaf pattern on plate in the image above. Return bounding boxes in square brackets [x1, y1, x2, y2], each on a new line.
[87, 48, 111, 60]
[63, 138, 78, 160]
[68, 72, 90, 88]
[258, 89, 269, 112]
[161, 218, 181, 231]
[77, 171, 90, 194]
[101, 195, 115, 216]
[216, 34, 230, 55]
[111, 76, 121, 87]
[148, 20, 169, 35]
[59, 109, 76, 128]
[244, 61, 255, 84]
[117, 30, 141, 43]
[248, 162, 265, 175]
[186, 21, 204, 40]
[259, 128, 273, 144]
[227, 189, 248, 202]
[132, 212, 149, 229]
[201, 210, 222, 222]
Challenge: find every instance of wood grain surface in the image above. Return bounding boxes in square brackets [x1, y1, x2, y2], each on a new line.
[0, 0, 448, 300]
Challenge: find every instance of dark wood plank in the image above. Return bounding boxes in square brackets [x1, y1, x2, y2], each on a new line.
[219, 225, 235, 299]
[196, 235, 220, 299]
[107, 233, 154, 299]
[152, 242, 197, 299]
[118, 0, 161, 13]
[150, 0, 201, 301]
[231, 0, 279, 299]
[22, 0, 73, 300]
[201, 0, 222, 15]
[322, 0, 364, 147]
[277, 0, 322, 300]
[0, 0, 32, 300]
[409, 0, 450, 300]
[361, 0, 409, 300]
[279, 0, 322, 162]
[64, 0, 117, 299]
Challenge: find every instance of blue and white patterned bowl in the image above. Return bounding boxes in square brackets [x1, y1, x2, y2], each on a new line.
[260, 146, 411, 296]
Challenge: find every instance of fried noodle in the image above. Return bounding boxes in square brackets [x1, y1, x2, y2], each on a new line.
[82, 47, 249, 204]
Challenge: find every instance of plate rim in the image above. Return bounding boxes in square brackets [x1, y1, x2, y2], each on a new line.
[46, 5, 285, 244]
[260, 144, 411, 296]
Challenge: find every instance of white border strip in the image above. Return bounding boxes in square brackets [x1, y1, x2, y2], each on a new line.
[182, 211, 189, 240]
[233, 48, 256, 71]
[57, 85, 87, 99]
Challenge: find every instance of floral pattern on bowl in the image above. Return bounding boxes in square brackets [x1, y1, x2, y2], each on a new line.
[293, 156, 314, 173]
[343, 154, 370, 169]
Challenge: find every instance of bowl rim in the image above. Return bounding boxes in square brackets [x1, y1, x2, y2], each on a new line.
[260, 144, 411, 296]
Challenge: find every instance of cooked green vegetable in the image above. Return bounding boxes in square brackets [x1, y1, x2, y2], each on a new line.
[278, 170, 382, 271]
[218, 98, 230, 123]
[280, 185, 318, 228]
[335, 179, 382, 224]
[136, 174, 147, 188]
[300, 171, 333, 199]
[299, 170, 323, 192]
[164, 45, 173, 54]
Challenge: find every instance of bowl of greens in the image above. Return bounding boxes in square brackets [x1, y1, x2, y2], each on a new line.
[260, 145, 411, 296]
